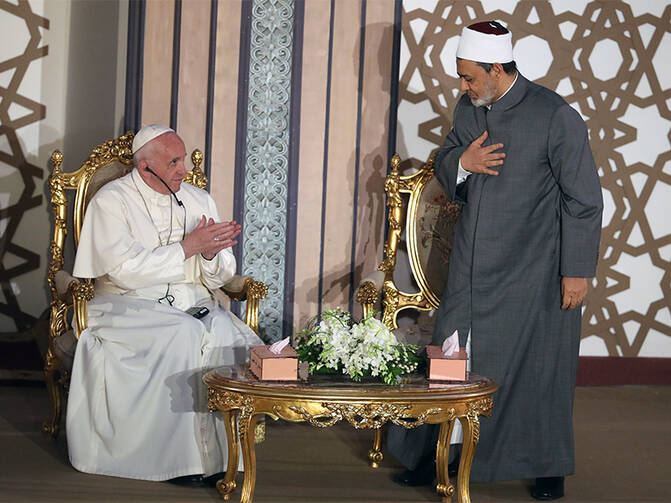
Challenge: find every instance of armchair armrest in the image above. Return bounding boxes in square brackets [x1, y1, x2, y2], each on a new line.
[220, 275, 269, 336]
[54, 270, 94, 336]
[54, 270, 77, 303]
[356, 271, 385, 319]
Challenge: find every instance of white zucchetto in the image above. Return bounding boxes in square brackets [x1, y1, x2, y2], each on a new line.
[132, 124, 175, 154]
[456, 21, 513, 64]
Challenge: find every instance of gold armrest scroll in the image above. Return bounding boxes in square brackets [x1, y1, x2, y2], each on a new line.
[220, 276, 269, 335]
[53, 270, 94, 336]
[356, 270, 385, 319]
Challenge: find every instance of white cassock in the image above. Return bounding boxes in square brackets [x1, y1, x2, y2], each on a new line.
[67, 169, 262, 481]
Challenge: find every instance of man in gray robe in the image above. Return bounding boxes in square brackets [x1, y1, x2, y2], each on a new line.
[390, 21, 603, 500]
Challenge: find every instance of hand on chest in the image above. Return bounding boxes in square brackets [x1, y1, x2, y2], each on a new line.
[462, 109, 550, 178]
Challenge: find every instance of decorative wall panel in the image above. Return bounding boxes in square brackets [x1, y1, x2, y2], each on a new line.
[241, 0, 294, 341]
[398, 0, 671, 356]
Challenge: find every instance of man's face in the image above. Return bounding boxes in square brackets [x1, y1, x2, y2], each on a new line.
[140, 132, 187, 194]
[456, 59, 498, 107]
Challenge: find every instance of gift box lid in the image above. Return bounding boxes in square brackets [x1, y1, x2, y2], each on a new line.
[425, 345, 467, 360]
[251, 345, 299, 359]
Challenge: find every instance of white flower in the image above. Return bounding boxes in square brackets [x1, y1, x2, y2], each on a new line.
[300, 309, 418, 384]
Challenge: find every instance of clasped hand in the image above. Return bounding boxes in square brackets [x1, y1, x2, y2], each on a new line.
[181, 215, 241, 260]
[460, 130, 505, 176]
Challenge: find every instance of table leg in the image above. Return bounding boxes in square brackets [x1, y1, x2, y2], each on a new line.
[457, 412, 480, 503]
[368, 428, 384, 468]
[435, 419, 456, 501]
[216, 409, 239, 500]
[240, 413, 260, 503]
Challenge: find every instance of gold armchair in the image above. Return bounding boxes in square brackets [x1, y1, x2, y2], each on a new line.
[356, 152, 461, 330]
[43, 132, 268, 439]
[356, 153, 461, 468]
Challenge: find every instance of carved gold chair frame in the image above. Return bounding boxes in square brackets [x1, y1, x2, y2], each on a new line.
[357, 152, 455, 327]
[43, 131, 269, 440]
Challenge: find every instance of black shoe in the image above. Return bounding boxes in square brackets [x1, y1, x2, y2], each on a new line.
[204, 472, 227, 487]
[392, 458, 436, 487]
[167, 474, 204, 487]
[531, 476, 564, 500]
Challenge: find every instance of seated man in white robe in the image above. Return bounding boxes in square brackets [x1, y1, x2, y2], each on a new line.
[66, 124, 263, 484]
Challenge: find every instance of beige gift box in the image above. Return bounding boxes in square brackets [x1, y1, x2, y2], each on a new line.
[250, 345, 299, 381]
[426, 345, 467, 381]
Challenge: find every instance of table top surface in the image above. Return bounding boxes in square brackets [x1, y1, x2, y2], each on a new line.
[204, 365, 497, 401]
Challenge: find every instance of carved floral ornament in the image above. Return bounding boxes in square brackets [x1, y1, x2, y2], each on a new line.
[355, 281, 379, 305]
[286, 402, 449, 430]
[70, 280, 95, 302]
[208, 388, 244, 412]
[247, 279, 270, 300]
[208, 389, 256, 435]
[207, 386, 495, 431]
[468, 397, 494, 416]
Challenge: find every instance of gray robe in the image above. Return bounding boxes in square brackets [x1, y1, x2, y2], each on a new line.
[389, 74, 603, 482]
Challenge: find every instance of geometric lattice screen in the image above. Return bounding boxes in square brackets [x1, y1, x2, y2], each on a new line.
[0, 0, 47, 331]
[398, 0, 671, 357]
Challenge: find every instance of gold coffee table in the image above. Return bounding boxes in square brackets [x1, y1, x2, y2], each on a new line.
[205, 365, 497, 503]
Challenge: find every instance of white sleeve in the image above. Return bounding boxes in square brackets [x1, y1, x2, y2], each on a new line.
[456, 159, 472, 185]
[198, 248, 236, 289]
[73, 191, 186, 289]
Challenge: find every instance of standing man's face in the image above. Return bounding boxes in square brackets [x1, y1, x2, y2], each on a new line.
[456, 58, 498, 107]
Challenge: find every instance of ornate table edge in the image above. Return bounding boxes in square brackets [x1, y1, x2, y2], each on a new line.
[207, 388, 495, 430]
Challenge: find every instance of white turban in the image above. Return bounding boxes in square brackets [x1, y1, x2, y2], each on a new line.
[132, 124, 174, 154]
[456, 22, 513, 64]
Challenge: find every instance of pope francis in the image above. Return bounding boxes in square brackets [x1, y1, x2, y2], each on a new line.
[66, 125, 263, 483]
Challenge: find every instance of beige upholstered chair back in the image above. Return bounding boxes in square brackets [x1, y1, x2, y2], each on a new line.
[411, 172, 461, 305]
[85, 160, 133, 204]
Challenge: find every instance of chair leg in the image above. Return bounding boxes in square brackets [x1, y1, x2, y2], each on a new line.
[42, 349, 62, 439]
[368, 428, 384, 468]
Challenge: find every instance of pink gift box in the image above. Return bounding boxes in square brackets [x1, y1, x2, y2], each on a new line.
[250, 345, 299, 381]
[426, 345, 467, 381]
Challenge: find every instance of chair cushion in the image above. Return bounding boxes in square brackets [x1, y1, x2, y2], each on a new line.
[53, 329, 77, 371]
[54, 270, 77, 304]
[222, 275, 250, 293]
[393, 323, 434, 347]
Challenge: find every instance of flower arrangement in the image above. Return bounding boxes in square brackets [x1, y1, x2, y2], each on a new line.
[294, 308, 420, 385]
